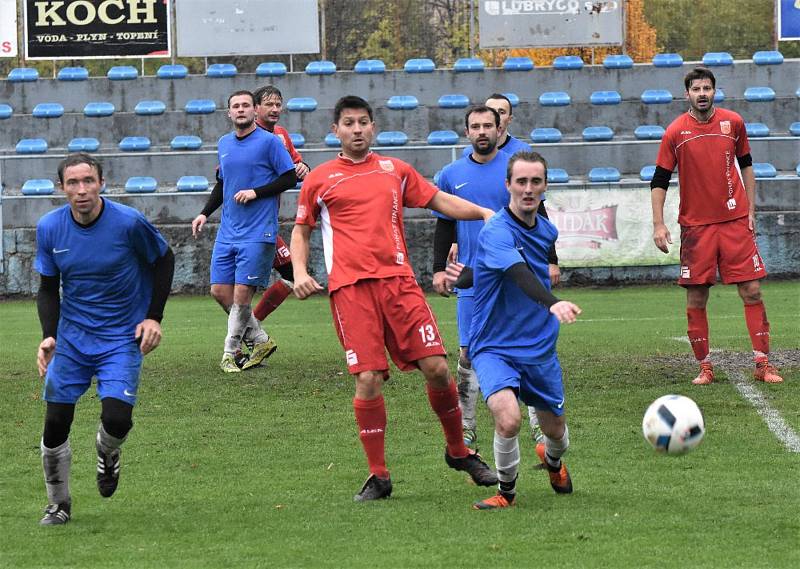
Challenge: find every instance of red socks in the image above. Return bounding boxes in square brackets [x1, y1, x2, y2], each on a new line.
[353, 396, 389, 479]
[427, 381, 469, 459]
[253, 280, 292, 321]
[686, 307, 710, 361]
[744, 301, 770, 354]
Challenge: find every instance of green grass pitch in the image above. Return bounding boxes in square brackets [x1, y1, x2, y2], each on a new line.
[1, 282, 798, 568]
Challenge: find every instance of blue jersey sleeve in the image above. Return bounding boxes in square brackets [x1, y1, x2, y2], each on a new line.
[265, 135, 295, 177]
[433, 165, 454, 221]
[34, 217, 59, 277]
[480, 222, 524, 273]
[129, 213, 169, 265]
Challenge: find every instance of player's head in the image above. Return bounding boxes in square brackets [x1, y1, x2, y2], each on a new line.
[464, 105, 500, 156]
[227, 90, 256, 130]
[684, 67, 716, 115]
[58, 153, 105, 218]
[332, 96, 375, 160]
[506, 151, 548, 217]
[254, 85, 283, 128]
[485, 93, 513, 137]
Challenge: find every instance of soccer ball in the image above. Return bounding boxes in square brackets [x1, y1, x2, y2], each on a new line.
[642, 395, 705, 454]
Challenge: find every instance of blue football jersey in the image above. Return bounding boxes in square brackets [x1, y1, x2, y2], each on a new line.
[35, 199, 169, 352]
[469, 207, 560, 362]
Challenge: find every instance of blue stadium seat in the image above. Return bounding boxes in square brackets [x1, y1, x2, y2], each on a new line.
[797, 87, 800, 98]
[744, 87, 776, 102]
[84, 102, 115, 117]
[797, 163, 800, 177]
[702, 52, 733, 66]
[324, 133, 341, 147]
[170, 135, 203, 150]
[539, 92, 571, 106]
[404, 58, 435, 73]
[634, 125, 665, 140]
[603, 54, 633, 69]
[125, 177, 158, 193]
[157, 64, 188, 79]
[16, 138, 48, 154]
[386, 95, 419, 110]
[32, 103, 64, 118]
[530, 128, 562, 143]
[641, 89, 673, 104]
[0, 103, 13, 119]
[745, 123, 770, 137]
[547, 169, 569, 183]
[177, 176, 209, 192]
[289, 133, 305, 147]
[427, 130, 459, 145]
[354, 59, 386, 74]
[135, 100, 166, 115]
[752, 50, 783, 65]
[376, 131, 408, 146]
[588, 167, 621, 183]
[582, 126, 614, 141]
[752, 163, 777, 178]
[286, 97, 318, 112]
[652, 53, 683, 67]
[119, 136, 151, 151]
[553, 56, 583, 70]
[438, 94, 470, 108]
[184, 99, 216, 114]
[713, 88, 725, 103]
[206, 63, 237, 78]
[639, 165, 656, 181]
[503, 57, 533, 71]
[57, 66, 89, 81]
[503, 92, 520, 107]
[590, 91, 622, 105]
[790, 122, 800, 136]
[255, 62, 287, 77]
[22, 179, 55, 196]
[8, 67, 38, 82]
[68, 137, 100, 152]
[453, 58, 484, 72]
[305, 61, 336, 75]
[107, 66, 138, 80]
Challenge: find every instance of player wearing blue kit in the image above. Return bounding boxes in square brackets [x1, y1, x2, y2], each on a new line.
[445, 152, 581, 509]
[35, 153, 174, 525]
[460, 94, 532, 157]
[193, 90, 296, 373]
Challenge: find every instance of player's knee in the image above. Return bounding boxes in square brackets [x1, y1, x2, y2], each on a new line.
[43, 403, 76, 448]
[544, 422, 569, 451]
[494, 413, 522, 438]
[422, 358, 451, 387]
[354, 371, 384, 399]
[101, 398, 134, 439]
[738, 282, 762, 303]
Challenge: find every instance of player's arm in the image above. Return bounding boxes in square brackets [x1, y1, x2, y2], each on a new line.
[650, 166, 674, 254]
[36, 273, 61, 377]
[737, 153, 756, 231]
[537, 201, 561, 285]
[289, 223, 324, 299]
[427, 191, 493, 222]
[432, 218, 456, 296]
[136, 246, 175, 355]
[234, 168, 297, 204]
[192, 176, 223, 238]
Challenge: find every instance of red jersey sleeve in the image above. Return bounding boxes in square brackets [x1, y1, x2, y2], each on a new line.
[295, 169, 322, 228]
[397, 160, 438, 208]
[733, 116, 751, 158]
[655, 125, 678, 172]
[273, 125, 304, 164]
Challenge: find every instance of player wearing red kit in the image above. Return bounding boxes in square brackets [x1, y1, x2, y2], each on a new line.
[651, 67, 782, 385]
[291, 96, 499, 501]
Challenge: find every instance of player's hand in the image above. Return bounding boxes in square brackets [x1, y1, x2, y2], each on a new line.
[293, 274, 324, 300]
[447, 243, 458, 265]
[234, 189, 257, 204]
[550, 301, 581, 324]
[444, 262, 465, 288]
[653, 223, 672, 254]
[432, 271, 450, 297]
[295, 162, 310, 180]
[748, 211, 756, 233]
[549, 264, 561, 286]
[191, 214, 207, 238]
[37, 337, 56, 377]
[135, 319, 162, 355]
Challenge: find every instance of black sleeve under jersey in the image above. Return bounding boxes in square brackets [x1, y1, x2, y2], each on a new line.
[452, 265, 474, 289]
[145, 247, 175, 323]
[37, 274, 61, 339]
[507, 262, 560, 308]
[650, 166, 673, 190]
[737, 153, 753, 169]
[200, 179, 223, 217]
[537, 201, 559, 265]
[433, 217, 456, 272]
[252, 169, 297, 200]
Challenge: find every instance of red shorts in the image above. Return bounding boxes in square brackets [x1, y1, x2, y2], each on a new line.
[329, 276, 447, 375]
[272, 235, 291, 268]
[679, 217, 767, 286]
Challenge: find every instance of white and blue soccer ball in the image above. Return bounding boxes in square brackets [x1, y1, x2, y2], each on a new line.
[642, 395, 705, 455]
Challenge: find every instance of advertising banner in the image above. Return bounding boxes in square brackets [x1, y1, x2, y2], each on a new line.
[24, 0, 170, 59]
[545, 188, 681, 267]
[1, 0, 18, 57]
[778, 0, 800, 40]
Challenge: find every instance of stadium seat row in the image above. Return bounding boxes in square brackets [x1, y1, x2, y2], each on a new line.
[14, 135, 204, 154]
[20, 176, 211, 195]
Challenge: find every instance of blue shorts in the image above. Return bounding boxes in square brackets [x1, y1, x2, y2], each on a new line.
[472, 351, 565, 416]
[456, 294, 475, 347]
[211, 241, 275, 287]
[43, 338, 143, 405]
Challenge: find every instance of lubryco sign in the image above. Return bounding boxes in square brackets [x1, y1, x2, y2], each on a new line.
[24, 0, 170, 59]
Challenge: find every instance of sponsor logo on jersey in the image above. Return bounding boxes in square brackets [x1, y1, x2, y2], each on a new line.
[752, 254, 762, 271]
[455, 182, 469, 190]
[123, 388, 136, 397]
[379, 160, 395, 172]
[726, 198, 737, 210]
[328, 172, 343, 179]
[720, 120, 731, 135]
[395, 252, 404, 264]
[424, 341, 441, 348]
[296, 205, 307, 219]
[681, 265, 691, 279]
[346, 349, 358, 366]
[680, 130, 692, 135]
[52, 248, 69, 254]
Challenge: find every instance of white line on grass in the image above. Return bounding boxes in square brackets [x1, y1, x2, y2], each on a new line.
[728, 369, 800, 453]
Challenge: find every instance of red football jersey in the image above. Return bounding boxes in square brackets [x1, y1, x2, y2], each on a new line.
[656, 108, 751, 226]
[256, 119, 303, 164]
[295, 152, 438, 292]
